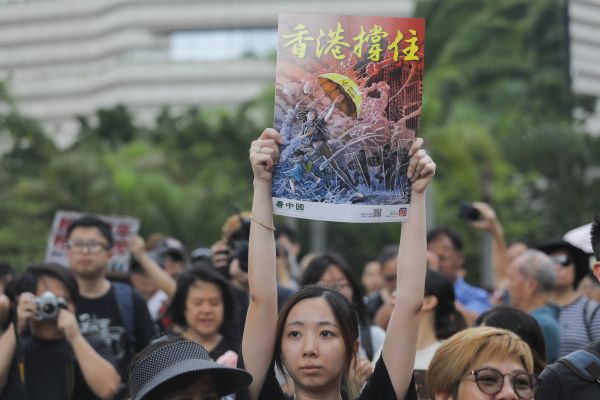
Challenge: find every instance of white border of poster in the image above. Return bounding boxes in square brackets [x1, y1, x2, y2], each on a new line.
[273, 197, 410, 223]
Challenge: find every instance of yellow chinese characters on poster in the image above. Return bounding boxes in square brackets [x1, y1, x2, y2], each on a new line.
[272, 14, 425, 223]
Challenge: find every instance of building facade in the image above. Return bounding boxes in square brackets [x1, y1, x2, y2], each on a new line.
[569, 0, 600, 134]
[0, 0, 414, 145]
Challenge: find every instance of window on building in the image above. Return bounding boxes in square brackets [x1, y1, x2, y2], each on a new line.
[170, 28, 278, 61]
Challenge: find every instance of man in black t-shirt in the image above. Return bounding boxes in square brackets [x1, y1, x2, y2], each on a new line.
[65, 216, 156, 380]
[0, 264, 120, 399]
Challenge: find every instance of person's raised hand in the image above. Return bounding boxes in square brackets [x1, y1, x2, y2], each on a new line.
[16, 292, 36, 334]
[216, 350, 239, 368]
[469, 202, 498, 231]
[249, 128, 283, 183]
[127, 235, 146, 259]
[349, 357, 375, 394]
[407, 138, 436, 193]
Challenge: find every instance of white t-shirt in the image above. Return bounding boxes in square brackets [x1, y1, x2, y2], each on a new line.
[359, 325, 386, 361]
[414, 340, 443, 371]
[146, 290, 168, 321]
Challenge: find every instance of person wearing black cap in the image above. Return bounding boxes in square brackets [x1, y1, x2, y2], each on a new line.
[147, 237, 188, 280]
[127, 335, 252, 400]
[538, 237, 598, 357]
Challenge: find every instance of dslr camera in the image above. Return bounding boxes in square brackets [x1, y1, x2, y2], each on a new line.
[227, 215, 251, 272]
[35, 291, 67, 320]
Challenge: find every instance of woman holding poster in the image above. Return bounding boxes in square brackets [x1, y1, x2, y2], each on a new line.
[239, 127, 435, 400]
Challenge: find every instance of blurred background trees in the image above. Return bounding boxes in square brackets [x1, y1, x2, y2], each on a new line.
[1, 0, 599, 280]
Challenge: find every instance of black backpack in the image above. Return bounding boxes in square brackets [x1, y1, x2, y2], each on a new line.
[558, 349, 600, 385]
[540, 347, 600, 399]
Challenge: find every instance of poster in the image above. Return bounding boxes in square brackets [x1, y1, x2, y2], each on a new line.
[272, 13, 425, 222]
[46, 210, 140, 273]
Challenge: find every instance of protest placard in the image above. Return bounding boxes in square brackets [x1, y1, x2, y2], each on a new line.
[46, 210, 140, 272]
[272, 13, 425, 222]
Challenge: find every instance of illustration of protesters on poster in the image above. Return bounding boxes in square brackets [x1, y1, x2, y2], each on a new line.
[46, 210, 140, 272]
[272, 13, 425, 222]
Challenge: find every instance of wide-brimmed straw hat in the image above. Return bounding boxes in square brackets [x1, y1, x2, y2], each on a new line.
[128, 337, 252, 400]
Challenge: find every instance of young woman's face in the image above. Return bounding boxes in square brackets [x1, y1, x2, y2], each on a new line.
[184, 281, 224, 338]
[454, 357, 529, 400]
[319, 265, 354, 301]
[281, 297, 348, 393]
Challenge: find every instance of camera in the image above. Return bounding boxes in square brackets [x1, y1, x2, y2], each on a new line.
[227, 215, 251, 272]
[458, 202, 481, 221]
[35, 291, 67, 320]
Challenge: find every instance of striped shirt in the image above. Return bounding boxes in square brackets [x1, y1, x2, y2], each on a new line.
[558, 295, 600, 357]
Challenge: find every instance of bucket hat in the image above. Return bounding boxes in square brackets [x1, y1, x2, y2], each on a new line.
[128, 336, 252, 400]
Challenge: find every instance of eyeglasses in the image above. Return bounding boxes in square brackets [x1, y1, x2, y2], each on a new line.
[67, 240, 109, 254]
[461, 367, 539, 399]
[383, 274, 397, 283]
[550, 254, 572, 267]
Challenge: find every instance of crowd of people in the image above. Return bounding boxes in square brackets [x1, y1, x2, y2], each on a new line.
[0, 128, 599, 399]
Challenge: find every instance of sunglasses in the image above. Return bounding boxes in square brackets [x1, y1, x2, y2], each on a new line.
[461, 367, 539, 399]
[550, 254, 572, 267]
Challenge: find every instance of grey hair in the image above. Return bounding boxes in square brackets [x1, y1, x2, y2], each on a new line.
[515, 249, 556, 293]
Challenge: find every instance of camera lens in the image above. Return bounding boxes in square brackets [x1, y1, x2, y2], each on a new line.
[42, 303, 56, 315]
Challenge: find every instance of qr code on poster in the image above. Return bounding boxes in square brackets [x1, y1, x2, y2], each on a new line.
[373, 208, 382, 217]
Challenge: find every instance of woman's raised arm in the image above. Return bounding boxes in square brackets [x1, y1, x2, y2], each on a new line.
[382, 138, 435, 399]
[242, 128, 283, 400]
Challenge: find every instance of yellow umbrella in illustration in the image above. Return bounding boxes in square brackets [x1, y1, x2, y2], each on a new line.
[318, 73, 362, 118]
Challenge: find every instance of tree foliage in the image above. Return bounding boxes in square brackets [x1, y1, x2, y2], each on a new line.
[0, 90, 272, 270]
[1, 0, 599, 279]
[414, 0, 600, 279]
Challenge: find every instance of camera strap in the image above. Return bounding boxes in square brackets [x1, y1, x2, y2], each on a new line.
[583, 299, 600, 342]
[13, 322, 24, 381]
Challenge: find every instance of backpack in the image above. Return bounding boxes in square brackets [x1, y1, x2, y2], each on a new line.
[112, 282, 136, 353]
[584, 299, 600, 342]
[359, 320, 374, 361]
[559, 348, 600, 384]
[539, 347, 600, 399]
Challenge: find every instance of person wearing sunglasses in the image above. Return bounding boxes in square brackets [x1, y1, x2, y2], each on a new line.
[537, 238, 598, 358]
[427, 326, 538, 399]
[535, 215, 600, 399]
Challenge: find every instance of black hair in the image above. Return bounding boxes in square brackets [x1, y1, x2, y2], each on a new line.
[474, 305, 546, 375]
[274, 285, 359, 400]
[424, 269, 466, 339]
[168, 265, 235, 331]
[0, 262, 15, 281]
[300, 253, 368, 323]
[66, 215, 114, 249]
[538, 240, 589, 289]
[591, 215, 600, 260]
[16, 262, 79, 302]
[377, 244, 399, 267]
[427, 227, 464, 252]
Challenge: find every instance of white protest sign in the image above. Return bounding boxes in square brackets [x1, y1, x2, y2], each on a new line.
[46, 210, 140, 273]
